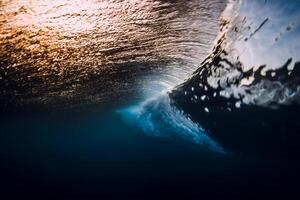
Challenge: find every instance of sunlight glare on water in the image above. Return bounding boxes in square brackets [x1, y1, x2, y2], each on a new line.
[0, 0, 226, 110]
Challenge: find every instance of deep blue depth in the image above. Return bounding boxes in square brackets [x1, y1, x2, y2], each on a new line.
[0, 107, 299, 199]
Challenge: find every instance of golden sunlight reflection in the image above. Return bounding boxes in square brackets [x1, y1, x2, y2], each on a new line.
[0, 0, 225, 109]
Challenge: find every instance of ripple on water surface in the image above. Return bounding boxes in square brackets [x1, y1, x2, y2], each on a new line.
[0, 0, 226, 111]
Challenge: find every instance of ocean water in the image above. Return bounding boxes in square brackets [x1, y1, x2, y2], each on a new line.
[1, 107, 298, 199]
[0, 0, 300, 199]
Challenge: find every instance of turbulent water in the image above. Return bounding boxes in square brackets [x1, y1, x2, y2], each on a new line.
[173, 0, 300, 108]
[169, 0, 300, 155]
[0, 0, 226, 111]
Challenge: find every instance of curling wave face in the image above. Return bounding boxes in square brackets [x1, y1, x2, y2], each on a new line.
[170, 0, 300, 155]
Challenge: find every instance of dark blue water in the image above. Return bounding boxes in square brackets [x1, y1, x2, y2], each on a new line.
[0, 106, 299, 199]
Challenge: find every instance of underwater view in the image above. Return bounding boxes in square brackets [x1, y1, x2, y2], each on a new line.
[0, 0, 300, 199]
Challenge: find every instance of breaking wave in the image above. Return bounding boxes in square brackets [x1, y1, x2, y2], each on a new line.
[121, 0, 300, 154]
